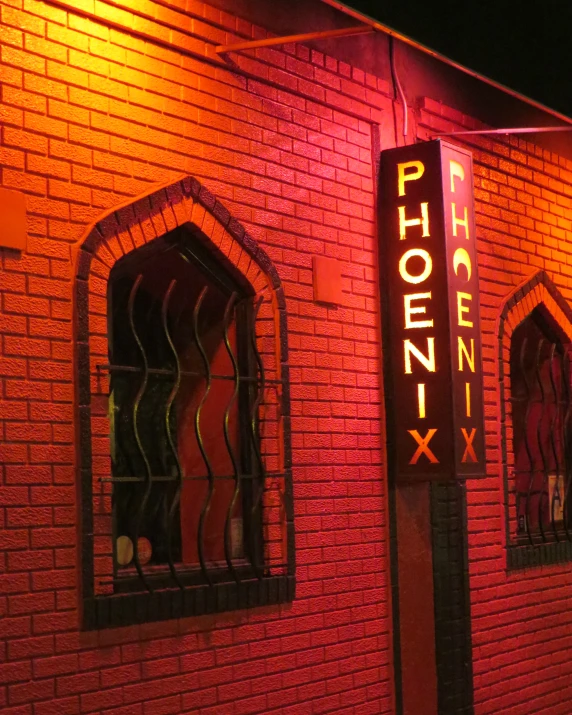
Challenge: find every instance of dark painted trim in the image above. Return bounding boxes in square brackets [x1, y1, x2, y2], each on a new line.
[430, 481, 474, 715]
[75, 176, 294, 629]
[83, 575, 295, 631]
[377, 143, 403, 715]
[508, 541, 572, 569]
[387, 482, 404, 715]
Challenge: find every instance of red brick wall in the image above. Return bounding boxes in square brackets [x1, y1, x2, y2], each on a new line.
[418, 100, 572, 715]
[3, 0, 572, 712]
[0, 0, 393, 713]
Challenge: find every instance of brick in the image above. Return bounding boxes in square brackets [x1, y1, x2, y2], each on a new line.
[24, 33, 67, 62]
[32, 611, 76, 635]
[0, 9, 571, 715]
[34, 696, 81, 715]
[22, 0, 67, 23]
[68, 14, 109, 40]
[0, 59, 23, 89]
[23, 72, 68, 100]
[8, 678, 55, 704]
[69, 47, 109, 77]
[2, 44, 46, 74]
[8, 635, 54, 660]
[0, 443, 28, 464]
[0, 574, 32, 599]
[8, 591, 55, 616]
[34, 654, 79, 678]
[3, 126, 48, 154]
[48, 98, 89, 126]
[3, 85, 46, 113]
[47, 58, 89, 88]
[27, 153, 71, 180]
[3, 167, 46, 194]
[1, 615, 32, 640]
[49, 138, 91, 166]
[47, 22, 89, 51]
[0, 144, 25, 170]
[28, 318, 71, 339]
[0, 660, 32, 684]
[0, 487, 30, 506]
[4, 460, 51, 483]
[7, 506, 52, 526]
[2, 5, 45, 35]
[82, 686, 122, 711]
[25, 110, 67, 139]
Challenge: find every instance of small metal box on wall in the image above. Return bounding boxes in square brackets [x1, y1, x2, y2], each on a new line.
[379, 139, 486, 481]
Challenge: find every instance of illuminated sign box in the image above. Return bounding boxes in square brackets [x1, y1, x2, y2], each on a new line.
[379, 140, 485, 481]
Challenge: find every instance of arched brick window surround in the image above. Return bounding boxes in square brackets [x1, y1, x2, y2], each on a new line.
[498, 270, 572, 569]
[74, 175, 294, 629]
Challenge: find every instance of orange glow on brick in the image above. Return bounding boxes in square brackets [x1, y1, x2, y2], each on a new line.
[2, 0, 572, 711]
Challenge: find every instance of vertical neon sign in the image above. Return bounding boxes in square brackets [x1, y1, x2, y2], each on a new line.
[379, 140, 485, 481]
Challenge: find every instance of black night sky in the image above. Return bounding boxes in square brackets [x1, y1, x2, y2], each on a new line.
[347, 0, 572, 118]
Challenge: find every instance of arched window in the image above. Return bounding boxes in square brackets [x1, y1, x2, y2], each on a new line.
[499, 272, 572, 567]
[76, 179, 294, 628]
[510, 309, 571, 540]
[109, 226, 261, 587]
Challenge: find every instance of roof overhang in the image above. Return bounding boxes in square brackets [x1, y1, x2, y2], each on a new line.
[320, 0, 572, 127]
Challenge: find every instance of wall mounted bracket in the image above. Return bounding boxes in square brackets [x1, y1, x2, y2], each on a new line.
[215, 25, 373, 54]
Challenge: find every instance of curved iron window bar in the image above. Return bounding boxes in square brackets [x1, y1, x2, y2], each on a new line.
[79, 222, 294, 629]
[510, 309, 572, 547]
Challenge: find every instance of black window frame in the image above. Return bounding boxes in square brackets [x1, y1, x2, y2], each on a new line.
[76, 188, 294, 630]
[500, 274, 572, 570]
[108, 231, 263, 592]
[510, 311, 571, 529]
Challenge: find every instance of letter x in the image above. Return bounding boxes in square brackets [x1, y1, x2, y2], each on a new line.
[461, 427, 477, 463]
[408, 429, 439, 464]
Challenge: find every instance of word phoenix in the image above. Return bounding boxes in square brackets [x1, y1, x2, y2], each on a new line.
[380, 140, 485, 481]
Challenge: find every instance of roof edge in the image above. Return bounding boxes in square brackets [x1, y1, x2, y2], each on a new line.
[320, 0, 572, 127]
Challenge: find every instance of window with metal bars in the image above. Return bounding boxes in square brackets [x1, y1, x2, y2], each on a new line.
[510, 308, 572, 546]
[81, 223, 293, 628]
